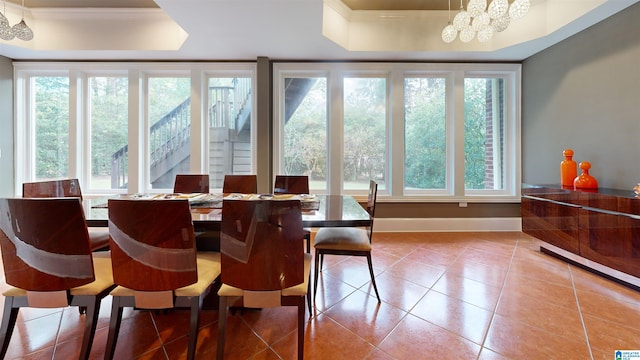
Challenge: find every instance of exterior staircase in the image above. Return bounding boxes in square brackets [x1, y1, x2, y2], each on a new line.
[110, 77, 314, 190]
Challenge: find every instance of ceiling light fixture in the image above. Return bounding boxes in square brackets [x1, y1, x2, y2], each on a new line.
[441, 0, 457, 43]
[0, 0, 33, 42]
[0, 0, 15, 40]
[441, 0, 529, 43]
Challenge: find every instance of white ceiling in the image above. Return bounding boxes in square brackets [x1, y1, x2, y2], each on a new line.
[0, 0, 638, 61]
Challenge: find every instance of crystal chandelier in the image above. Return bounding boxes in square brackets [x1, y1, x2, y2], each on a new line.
[441, 0, 529, 43]
[0, 0, 33, 41]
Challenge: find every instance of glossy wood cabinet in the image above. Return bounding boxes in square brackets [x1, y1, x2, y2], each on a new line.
[522, 184, 640, 286]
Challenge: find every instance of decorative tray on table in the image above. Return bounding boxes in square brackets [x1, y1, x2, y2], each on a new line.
[101, 193, 320, 210]
[222, 193, 320, 210]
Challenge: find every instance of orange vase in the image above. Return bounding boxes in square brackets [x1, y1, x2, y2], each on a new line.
[573, 161, 598, 190]
[560, 149, 577, 188]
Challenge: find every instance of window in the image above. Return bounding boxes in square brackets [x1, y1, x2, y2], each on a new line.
[147, 76, 191, 190]
[280, 76, 328, 192]
[463, 73, 518, 197]
[343, 77, 386, 191]
[404, 76, 447, 192]
[274, 63, 521, 200]
[206, 76, 254, 189]
[34, 76, 70, 180]
[15, 63, 257, 196]
[88, 76, 128, 191]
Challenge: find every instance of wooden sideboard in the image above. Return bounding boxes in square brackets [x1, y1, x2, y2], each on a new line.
[521, 184, 640, 290]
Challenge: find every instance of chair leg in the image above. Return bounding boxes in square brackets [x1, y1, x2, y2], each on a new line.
[313, 251, 321, 303]
[366, 253, 381, 303]
[0, 297, 19, 360]
[187, 296, 202, 360]
[216, 296, 228, 360]
[297, 297, 305, 360]
[304, 233, 311, 253]
[79, 297, 101, 360]
[306, 280, 312, 316]
[104, 296, 124, 360]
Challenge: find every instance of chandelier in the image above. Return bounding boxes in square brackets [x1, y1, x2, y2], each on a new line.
[0, 0, 33, 41]
[442, 0, 530, 43]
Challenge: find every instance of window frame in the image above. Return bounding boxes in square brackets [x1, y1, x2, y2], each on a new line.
[14, 62, 258, 197]
[273, 62, 521, 202]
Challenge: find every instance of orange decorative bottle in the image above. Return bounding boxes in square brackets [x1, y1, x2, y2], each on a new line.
[573, 161, 598, 190]
[560, 149, 577, 188]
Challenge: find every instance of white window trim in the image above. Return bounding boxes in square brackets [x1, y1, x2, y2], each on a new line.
[14, 62, 257, 197]
[273, 62, 521, 202]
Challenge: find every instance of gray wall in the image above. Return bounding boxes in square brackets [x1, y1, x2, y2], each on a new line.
[0, 56, 13, 197]
[522, 2, 640, 190]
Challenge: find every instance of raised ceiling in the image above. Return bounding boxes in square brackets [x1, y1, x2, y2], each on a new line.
[9, 0, 159, 8]
[0, 0, 638, 62]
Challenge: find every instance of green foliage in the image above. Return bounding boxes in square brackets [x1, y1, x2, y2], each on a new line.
[35, 77, 69, 179]
[404, 77, 447, 189]
[31, 73, 499, 191]
[284, 78, 328, 180]
[90, 77, 128, 176]
[343, 78, 386, 183]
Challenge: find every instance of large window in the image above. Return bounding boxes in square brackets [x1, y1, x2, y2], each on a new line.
[34, 76, 70, 180]
[88, 76, 128, 191]
[464, 77, 506, 191]
[343, 77, 386, 191]
[281, 76, 328, 192]
[15, 63, 256, 196]
[206, 76, 254, 189]
[404, 76, 447, 192]
[274, 63, 521, 200]
[147, 76, 191, 190]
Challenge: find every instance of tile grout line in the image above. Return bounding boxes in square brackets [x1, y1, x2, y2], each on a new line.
[149, 310, 170, 360]
[50, 310, 65, 359]
[474, 236, 519, 359]
[568, 265, 594, 360]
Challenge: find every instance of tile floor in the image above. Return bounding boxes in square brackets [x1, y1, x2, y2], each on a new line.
[2, 231, 640, 359]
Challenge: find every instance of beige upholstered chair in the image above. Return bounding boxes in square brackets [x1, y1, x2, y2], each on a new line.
[313, 180, 381, 303]
[173, 174, 210, 193]
[105, 198, 221, 360]
[217, 199, 310, 360]
[22, 178, 110, 251]
[0, 197, 114, 360]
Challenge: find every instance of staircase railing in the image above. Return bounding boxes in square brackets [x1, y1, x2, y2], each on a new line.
[111, 77, 252, 189]
[111, 98, 191, 189]
[209, 77, 251, 130]
[149, 98, 191, 168]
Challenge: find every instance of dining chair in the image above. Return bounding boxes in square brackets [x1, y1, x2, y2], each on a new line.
[222, 174, 257, 193]
[22, 178, 110, 251]
[313, 180, 381, 303]
[273, 175, 312, 253]
[274, 175, 310, 195]
[105, 198, 221, 360]
[173, 174, 210, 193]
[0, 197, 115, 360]
[217, 199, 311, 360]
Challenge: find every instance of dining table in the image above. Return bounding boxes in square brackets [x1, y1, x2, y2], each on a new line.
[86, 194, 370, 231]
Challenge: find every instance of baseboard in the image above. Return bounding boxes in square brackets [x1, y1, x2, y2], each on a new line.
[372, 217, 522, 232]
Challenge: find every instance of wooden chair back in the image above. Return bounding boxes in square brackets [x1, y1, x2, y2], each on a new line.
[222, 174, 257, 194]
[108, 199, 197, 291]
[23, 178, 83, 199]
[274, 175, 309, 194]
[0, 197, 94, 291]
[173, 174, 210, 193]
[220, 199, 304, 290]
